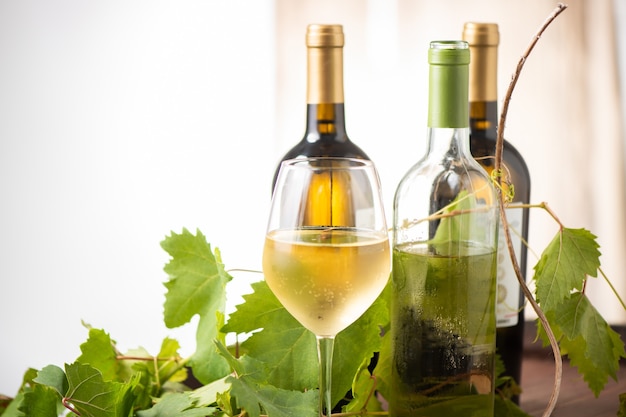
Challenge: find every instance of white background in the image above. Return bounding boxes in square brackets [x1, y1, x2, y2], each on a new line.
[1, 0, 625, 396]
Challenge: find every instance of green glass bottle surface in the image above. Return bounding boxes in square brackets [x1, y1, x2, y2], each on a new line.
[389, 40, 499, 417]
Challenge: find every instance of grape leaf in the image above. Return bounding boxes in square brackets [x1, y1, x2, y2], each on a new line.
[239, 324, 317, 390]
[493, 351, 522, 401]
[332, 281, 390, 405]
[534, 228, 600, 311]
[19, 367, 40, 388]
[64, 362, 139, 417]
[228, 379, 317, 417]
[33, 365, 68, 398]
[215, 342, 318, 417]
[222, 279, 390, 408]
[222, 280, 318, 391]
[431, 190, 491, 246]
[494, 395, 532, 417]
[136, 392, 216, 417]
[162, 229, 232, 327]
[1, 392, 25, 417]
[552, 293, 625, 395]
[129, 337, 187, 384]
[76, 328, 119, 382]
[371, 326, 392, 401]
[155, 337, 188, 383]
[343, 359, 383, 413]
[161, 228, 232, 383]
[128, 337, 188, 408]
[618, 393, 626, 417]
[19, 384, 59, 417]
[74, 326, 188, 409]
[189, 376, 231, 407]
[2, 370, 45, 417]
[222, 280, 298, 334]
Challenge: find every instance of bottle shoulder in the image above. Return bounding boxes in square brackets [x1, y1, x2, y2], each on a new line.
[393, 152, 499, 246]
[272, 135, 370, 191]
[395, 154, 496, 199]
[470, 135, 529, 170]
[279, 136, 370, 161]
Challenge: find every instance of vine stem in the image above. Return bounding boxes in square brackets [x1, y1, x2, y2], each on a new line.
[62, 397, 81, 416]
[600, 267, 626, 311]
[494, 4, 568, 417]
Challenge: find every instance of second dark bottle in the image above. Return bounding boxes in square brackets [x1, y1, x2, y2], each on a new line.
[463, 22, 531, 401]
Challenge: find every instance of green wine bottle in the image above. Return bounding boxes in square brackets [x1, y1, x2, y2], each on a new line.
[389, 41, 499, 417]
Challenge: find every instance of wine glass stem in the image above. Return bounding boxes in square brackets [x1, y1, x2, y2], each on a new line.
[316, 336, 335, 417]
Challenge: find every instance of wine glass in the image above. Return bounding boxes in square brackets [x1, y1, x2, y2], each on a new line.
[263, 157, 391, 417]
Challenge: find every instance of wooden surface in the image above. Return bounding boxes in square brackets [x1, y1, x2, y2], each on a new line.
[519, 323, 626, 417]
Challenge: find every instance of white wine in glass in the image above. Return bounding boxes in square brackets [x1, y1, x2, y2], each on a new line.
[263, 157, 390, 417]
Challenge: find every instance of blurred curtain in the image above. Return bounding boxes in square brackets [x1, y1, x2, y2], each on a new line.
[274, 0, 626, 324]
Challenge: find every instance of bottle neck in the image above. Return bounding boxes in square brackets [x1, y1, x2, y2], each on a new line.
[468, 38, 499, 141]
[427, 48, 470, 157]
[305, 43, 347, 141]
[305, 103, 348, 141]
[427, 59, 469, 129]
[468, 44, 498, 103]
[307, 44, 344, 104]
[470, 100, 498, 141]
[426, 127, 472, 160]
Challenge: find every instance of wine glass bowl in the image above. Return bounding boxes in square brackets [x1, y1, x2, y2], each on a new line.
[263, 157, 390, 416]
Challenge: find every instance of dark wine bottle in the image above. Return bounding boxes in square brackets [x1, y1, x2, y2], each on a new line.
[463, 22, 531, 401]
[271, 25, 373, 413]
[272, 24, 369, 191]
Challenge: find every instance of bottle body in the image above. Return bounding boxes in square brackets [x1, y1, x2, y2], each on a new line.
[464, 23, 531, 395]
[272, 25, 368, 189]
[389, 41, 498, 417]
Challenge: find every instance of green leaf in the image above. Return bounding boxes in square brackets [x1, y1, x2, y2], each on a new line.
[33, 365, 68, 398]
[534, 228, 601, 310]
[155, 337, 188, 383]
[162, 228, 232, 327]
[161, 229, 232, 383]
[136, 392, 216, 417]
[216, 341, 318, 417]
[125, 337, 188, 409]
[1, 392, 25, 417]
[223, 279, 390, 408]
[228, 378, 317, 417]
[19, 384, 59, 417]
[371, 326, 392, 401]
[332, 281, 390, 406]
[189, 377, 231, 407]
[76, 328, 119, 382]
[222, 280, 318, 391]
[216, 390, 236, 417]
[431, 191, 477, 244]
[552, 293, 626, 395]
[127, 337, 187, 386]
[343, 359, 383, 413]
[618, 392, 626, 417]
[494, 395, 532, 417]
[191, 310, 230, 385]
[494, 353, 522, 400]
[222, 280, 298, 335]
[64, 362, 139, 417]
[119, 346, 154, 409]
